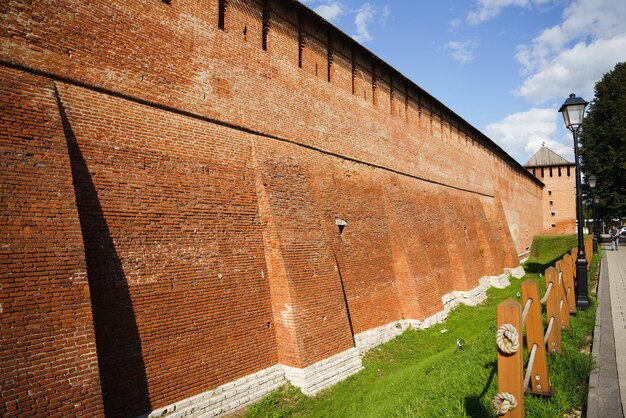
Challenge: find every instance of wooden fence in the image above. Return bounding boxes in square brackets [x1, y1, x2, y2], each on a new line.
[492, 235, 593, 417]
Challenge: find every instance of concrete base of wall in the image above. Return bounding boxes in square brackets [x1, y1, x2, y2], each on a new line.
[143, 265, 525, 417]
[141, 349, 363, 418]
[506, 265, 526, 279]
[282, 348, 363, 396]
[354, 266, 524, 354]
[142, 365, 287, 418]
[442, 273, 510, 311]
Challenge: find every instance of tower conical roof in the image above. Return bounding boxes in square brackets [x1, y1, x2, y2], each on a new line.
[524, 145, 572, 167]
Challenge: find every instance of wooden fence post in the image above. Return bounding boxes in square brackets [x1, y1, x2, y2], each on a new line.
[560, 256, 576, 314]
[554, 260, 571, 322]
[495, 298, 524, 417]
[521, 280, 552, 396]
[570, 248, 577, 279]
[554, 263, 571, 330]
[545, 267, 562, 354]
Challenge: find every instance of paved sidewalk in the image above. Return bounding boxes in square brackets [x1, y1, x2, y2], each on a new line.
[588, 244, 626, 418]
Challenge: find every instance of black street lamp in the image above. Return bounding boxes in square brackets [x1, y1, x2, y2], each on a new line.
[559, 93, 591, 309]
[593, 194, 600, 254]
[588, 174, 598, 254]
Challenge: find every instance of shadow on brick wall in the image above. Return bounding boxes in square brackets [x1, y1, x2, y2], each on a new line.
[55, 85, 152, 418]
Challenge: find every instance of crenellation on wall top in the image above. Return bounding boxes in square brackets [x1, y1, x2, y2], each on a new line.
[269, 0, 539, 183]
[0, 0, 541, 187]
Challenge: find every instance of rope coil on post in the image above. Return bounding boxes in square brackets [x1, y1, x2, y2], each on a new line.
[522, 298, 533, 327]
[544, 316, 555, 344]
[492, 392, 518, 415]
[496, 323, 520, 354]
[523, 343, 538, 390]
[540, 282, 553, 304]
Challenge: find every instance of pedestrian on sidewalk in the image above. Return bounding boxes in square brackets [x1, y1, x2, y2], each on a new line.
[609, 226, 619, 250]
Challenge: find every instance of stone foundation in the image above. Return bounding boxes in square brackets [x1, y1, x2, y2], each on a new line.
[282, 348, 364, 396]
[355, 267, 525, 354]
[140, 266, 524, 416]
[142, 348, 363, 417]
[143, 366, 286, 418]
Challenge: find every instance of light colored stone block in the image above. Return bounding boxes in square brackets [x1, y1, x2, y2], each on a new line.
[282, 348, 363, 395]
[143, 365, 286, 418]
[355, 266, 522, 354]
[505, 265, 526, 279]
[142, 264, 525, 417]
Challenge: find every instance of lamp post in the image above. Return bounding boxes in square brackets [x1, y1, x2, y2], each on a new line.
[593, 194, 600, 254]
[559, 93, 590, 309]
[588, 174, 598, 254]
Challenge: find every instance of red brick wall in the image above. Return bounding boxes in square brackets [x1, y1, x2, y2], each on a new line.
[0, 68, 104, 417]
[56, 83, 279, 416]
[527, 165, 576, 234]
[1, 0, 543, 416]
[499, 161, 544, 255]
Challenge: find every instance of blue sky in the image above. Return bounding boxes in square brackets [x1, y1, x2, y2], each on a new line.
[299, 0, 626, 164]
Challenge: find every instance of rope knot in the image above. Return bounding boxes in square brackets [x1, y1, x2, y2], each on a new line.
[496, 323, 519, 354]
[492, 392, 517, 415]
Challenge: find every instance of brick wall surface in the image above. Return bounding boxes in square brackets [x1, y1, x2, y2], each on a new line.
[527, 165, 576, 234]
[1, 0, 543, 416]
[0, 68, 104, 417]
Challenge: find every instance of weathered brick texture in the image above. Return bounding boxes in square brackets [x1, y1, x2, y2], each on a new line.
[0, 68, 104, 417]
[1, 0, 543, 416]
[527, 165, 576, 234]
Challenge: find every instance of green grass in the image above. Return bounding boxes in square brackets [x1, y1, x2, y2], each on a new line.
[242, 242, 600, 418]
[523, 234, 579, 273]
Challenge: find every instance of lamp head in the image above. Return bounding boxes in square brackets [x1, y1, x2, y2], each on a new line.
[558, 93, 589, 131]
[588, 175, 597, 189]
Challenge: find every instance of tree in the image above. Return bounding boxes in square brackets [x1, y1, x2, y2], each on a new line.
[580, 61, 626, 222]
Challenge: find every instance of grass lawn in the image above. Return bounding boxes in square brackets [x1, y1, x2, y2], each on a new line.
[242, 240, 600, 418]
[523, 234, 578, 273]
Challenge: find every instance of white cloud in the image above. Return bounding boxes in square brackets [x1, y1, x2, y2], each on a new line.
[515, 0, 626, 104]
[444, 40, 478, 64]
[467, 0, 626, 163]
[467, 0, 551, 25]
[526, 137, 574, 163]
[353, 3, 375, 43]
[380, 5, 390, 26]
[449, 18, 462, 31]
[516, 36, 626, 103]
[314, 2, 344, 23]
[306, 1, 389, 43]
[484, 107, 574, 162]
